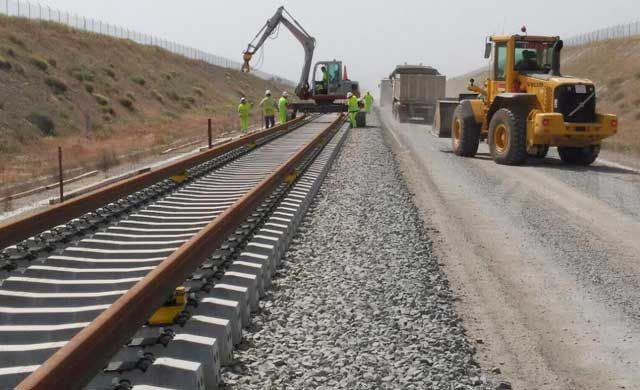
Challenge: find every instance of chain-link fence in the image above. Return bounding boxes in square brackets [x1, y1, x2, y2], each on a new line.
[0, 0, 290, 84]
[565, 20, 640, 46]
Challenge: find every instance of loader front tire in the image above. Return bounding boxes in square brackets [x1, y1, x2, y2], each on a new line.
[489, 108, 528, 165]
[451, 104, 480, 157]
[558, 145, 600, 165]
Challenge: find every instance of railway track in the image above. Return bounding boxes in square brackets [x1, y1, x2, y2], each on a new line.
[0, 113, 348, 390]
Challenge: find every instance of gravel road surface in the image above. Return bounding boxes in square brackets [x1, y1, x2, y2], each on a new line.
[379, 108, 640, 390]
[222, 117, 495, 389]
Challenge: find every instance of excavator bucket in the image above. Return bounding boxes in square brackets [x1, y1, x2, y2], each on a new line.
[241, 52, 252, 73]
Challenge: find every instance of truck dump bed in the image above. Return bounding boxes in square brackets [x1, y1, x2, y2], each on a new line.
[389, 65, 446, 123]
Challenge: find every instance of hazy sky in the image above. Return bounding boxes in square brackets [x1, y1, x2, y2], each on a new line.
[46, 0, 640, 93]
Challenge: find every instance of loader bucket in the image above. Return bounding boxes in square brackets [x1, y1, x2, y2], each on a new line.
[432, 100, 460, 138]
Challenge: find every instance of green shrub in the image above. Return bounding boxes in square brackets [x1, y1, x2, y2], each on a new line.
[84, 83, 95, 93]
[93, 93, 110, 106]
[118, 97, 134, 111]
[0, 56, 11, 71]
[70, 66, 95, 82]
[26, 113, 55, 136]
[47, 58, 57, 68]
[30, 56, 49, 71]
[101, 106, 115, 116]
[184, 95, 196, 104]
[45, 77, 68, 94]
[193, 87, 205, 97]
[162, 72, 172, 81]
[131, 76, 146, 86]
[125, 92, 136, 101]
[5, 47, 16, 58]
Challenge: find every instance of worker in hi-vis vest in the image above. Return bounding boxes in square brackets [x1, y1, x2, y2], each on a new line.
[321, 66, 329, 94]
[347, 92, 359, 128]
[260, 90, 276, 129]
[278, 92, 289, 124]
[238, 97, 252, 132]
[364, 91, 374, 113]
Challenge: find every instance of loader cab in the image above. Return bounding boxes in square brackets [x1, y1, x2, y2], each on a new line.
[483, 35, 562, 102]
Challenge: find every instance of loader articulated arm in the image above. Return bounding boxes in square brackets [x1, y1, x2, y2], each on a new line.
[242, 6, 316, 99]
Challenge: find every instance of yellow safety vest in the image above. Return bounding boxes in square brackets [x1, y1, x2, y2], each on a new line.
[278, 97, 288, 112]
[347, 96, 359, 112]
[260, 97, 276, 116]
[238, 102, 251, 117]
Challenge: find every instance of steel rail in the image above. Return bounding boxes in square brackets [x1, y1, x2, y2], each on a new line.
[0, 116, 306, 249]
[16, 114, 344, 390]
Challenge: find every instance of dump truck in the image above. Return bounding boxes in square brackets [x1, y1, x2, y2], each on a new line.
[443, 28, 617, 165]
[379, 79, 392, 107]
[390, 65, 446, 123]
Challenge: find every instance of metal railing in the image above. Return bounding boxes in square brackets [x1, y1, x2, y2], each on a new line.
[0, 0, 291, 84]
[565, 20, 640, 46]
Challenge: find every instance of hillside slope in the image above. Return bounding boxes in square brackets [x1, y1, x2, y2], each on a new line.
[446, 38, 640, 156]
[0, 16, 290, 189]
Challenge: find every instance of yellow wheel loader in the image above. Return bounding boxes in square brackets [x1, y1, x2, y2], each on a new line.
[450, 29, 617, 165]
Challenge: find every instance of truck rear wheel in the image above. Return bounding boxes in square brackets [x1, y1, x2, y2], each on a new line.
[558, 145, 600, 165]
[451, 104, 480, 157]
[488, 108, 528, 165]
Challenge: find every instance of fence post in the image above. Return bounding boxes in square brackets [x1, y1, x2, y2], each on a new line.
[58, 147, 64, 203]
[208, 119, 213, 148]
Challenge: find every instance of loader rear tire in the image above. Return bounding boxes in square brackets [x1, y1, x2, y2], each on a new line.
[489, 108, 528, 165]
[451, 104, 480, 157]
[558, 145, 600, 165]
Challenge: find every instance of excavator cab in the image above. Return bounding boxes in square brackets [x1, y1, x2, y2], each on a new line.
[312, 61, 359, 102]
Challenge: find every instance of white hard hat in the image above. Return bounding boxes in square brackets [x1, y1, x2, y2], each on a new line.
[347, 92, 353, 98]
[240, 97, 246, 102]
[265, 90, 271, 95]
[282, 91, 288, 97]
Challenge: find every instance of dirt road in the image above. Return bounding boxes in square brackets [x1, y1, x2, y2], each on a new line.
[379, 110, 640, 390]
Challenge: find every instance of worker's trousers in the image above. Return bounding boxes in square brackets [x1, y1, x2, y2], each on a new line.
[279, 111, 287, 124]
[264, 115, 275, 129]
[349, 111, 358, 128]
[240, 116, 249, 132]
[365, 105, 372, 113]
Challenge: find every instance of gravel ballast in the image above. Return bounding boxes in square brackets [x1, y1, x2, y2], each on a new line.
[222, 121, 494, 389]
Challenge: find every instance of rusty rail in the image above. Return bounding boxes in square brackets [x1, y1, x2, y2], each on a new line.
[0, 116, 306, 249]
[16, 114, 344, 390]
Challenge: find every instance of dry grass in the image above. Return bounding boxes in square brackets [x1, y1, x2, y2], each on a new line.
[0, 15, 291, 190]
[563, 38, 640, 155]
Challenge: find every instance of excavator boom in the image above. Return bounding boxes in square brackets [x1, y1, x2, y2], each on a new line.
[242, 6, 316, 99]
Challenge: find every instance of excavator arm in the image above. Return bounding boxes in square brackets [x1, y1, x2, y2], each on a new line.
[242, 6, 316, 99]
